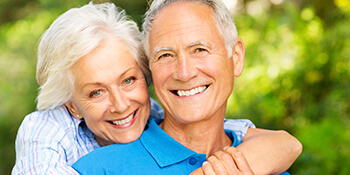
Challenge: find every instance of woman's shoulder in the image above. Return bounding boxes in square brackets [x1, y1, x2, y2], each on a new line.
[26, 105, 73, 121]
[18, 105, 76, 139]
[149, 98, 164, 119]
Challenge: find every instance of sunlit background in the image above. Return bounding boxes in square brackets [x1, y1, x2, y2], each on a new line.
[0, 0, 349, 174]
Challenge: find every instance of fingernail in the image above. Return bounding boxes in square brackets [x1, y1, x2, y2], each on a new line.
[202, 161, 208, 166]
[234, 151, 242, 157]
[224, 146, 229, 150]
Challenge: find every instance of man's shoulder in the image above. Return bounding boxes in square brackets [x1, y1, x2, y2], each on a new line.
[72, 139, 152, 174]
[76, 139, 144, 162]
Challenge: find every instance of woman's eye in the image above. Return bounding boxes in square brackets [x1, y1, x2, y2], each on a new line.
[124, 77, 136, 85]
[89, 90, 101, 97]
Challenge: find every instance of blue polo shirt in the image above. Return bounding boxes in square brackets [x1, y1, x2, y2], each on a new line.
[72, 118, 240, 174]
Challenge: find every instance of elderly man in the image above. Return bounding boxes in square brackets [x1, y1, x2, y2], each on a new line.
[73, 0, 302, 174]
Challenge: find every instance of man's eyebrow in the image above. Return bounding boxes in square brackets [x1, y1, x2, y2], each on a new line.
[153, 47, 173, 57]
[186, 41, 211, 49]
[152, 41, 211, 57]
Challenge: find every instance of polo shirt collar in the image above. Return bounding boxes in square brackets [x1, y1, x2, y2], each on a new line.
[140, 119, 240, 168]
[140, 119, 198, 168]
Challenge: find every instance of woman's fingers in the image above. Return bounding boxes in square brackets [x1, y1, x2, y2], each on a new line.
[191, 147, 254, 175]
[202, 161, 217, 175]
[190, 160, 217, 175]
[213, 150, 239, 175]
[232, 151, 254, 174]
[224, 147, 254, 175]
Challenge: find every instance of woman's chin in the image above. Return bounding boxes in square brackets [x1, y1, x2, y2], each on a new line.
[115, 131, 143, 144]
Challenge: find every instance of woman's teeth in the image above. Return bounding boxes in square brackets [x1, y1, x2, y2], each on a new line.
[177, 86, 207, 97]
[111, 112, 135, 125]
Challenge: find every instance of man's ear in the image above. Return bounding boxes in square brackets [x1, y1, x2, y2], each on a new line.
[231, 38, 245, 77]
[65, 102, 83, 119]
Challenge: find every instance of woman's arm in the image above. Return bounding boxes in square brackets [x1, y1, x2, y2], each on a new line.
[237, 128, 302, 175]
[223, 119, 302, 174]
[12, 110, 80, 175]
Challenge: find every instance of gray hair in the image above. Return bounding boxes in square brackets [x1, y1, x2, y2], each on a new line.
[142, 0, 238, 60]
[36, 2, 149, 111]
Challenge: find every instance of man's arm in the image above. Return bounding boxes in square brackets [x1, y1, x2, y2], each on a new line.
[237, 128, 302, 175]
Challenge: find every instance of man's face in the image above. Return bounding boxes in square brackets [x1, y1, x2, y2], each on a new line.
[148, 1, 242, 123]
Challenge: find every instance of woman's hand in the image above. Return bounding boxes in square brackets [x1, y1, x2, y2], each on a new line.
[190, 147, 254, 175]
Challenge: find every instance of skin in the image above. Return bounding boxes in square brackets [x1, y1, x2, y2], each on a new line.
[235, 128, 302, 174]
[65, 36, 150, 146]
[198, 147, 254, 175]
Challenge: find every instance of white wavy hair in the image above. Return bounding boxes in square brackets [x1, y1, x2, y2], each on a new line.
[36, 2, 149, 111]
[142, 0, 238, 60]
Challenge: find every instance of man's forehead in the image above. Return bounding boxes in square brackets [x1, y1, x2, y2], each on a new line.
[148, 2, 220, 54]
[151, 1, 214, 26]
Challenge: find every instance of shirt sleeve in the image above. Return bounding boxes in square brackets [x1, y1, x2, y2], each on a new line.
[149, 98, 164, 120]
[12, 112, 79, 175]
[223, 119, 256, 143]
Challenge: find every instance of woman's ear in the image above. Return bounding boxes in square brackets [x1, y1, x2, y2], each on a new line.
[231, 38, 245, 77]
[65, 102, 83, 119]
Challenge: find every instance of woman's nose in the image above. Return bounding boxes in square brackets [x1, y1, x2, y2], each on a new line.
[109, 89, 130, 113]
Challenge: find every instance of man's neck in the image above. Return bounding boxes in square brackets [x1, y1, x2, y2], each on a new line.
[159, 109, 232, 157]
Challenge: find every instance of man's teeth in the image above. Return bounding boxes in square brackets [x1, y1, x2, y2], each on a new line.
[111, 113, 134, 125]
[177, 86, 207, 97]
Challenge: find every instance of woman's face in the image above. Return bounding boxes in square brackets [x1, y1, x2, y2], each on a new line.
[66, 37, 150, 146]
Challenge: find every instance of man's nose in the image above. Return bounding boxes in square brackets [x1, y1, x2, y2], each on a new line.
[174, 54, 199, 82]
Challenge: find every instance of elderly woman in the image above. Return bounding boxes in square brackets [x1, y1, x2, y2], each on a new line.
[12, 2, 164, 174]
[13, 2, 300, 175]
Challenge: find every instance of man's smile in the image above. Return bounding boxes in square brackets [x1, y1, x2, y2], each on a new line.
[171, 85, 209, 97]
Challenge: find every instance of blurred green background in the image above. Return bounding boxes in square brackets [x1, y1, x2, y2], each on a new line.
[0, 0, 349, 174]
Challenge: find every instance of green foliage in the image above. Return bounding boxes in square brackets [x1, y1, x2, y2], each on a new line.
[224, 1, 350, 174]
[0, 0, 349, 174]
[295, 117, 350, 174]
[0, 6, 58, 174]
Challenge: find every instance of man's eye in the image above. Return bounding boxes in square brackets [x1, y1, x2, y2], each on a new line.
[89, 90, 101, 97]
[195, 48, 207, 52]
[158, 53, 172, 59]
